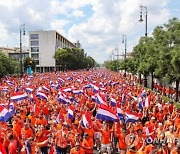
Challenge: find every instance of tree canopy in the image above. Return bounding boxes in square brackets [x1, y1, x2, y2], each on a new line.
[54, 48, 96, 70]
[0, 51, 19, 77]
[105, 17, 180, 101]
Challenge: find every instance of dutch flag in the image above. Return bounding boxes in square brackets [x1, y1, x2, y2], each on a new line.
[96, 93, 107, 105]
[25, 87, 34, 93]
[0, 105, 12, 122]
[90, 84, 99, 93]
[36, 91, 48, 100]
[42, 86, 50, 92]
[81, 112, 92, 128]
[96, 104, 118, 121]
[117, 107, 124, 120]
[58, 94, 69, 104]
[10, 92, 28, 102]
[125, 111, 140, 123]
[68, 106, 74, 120]
[110, 97, 117, 107]
[73, 90, 83, 95]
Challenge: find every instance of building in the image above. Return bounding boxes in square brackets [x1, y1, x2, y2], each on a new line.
[29, 30, 77, 72]
[0, 47, 29, 60]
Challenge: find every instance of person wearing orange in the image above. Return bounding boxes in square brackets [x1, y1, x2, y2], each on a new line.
[126, 134, 137, 154]
[35, 114, 48, 126]
[8, 134, 17, 154]
[136, 129, 146, 151]
[21, 123, 33, 139]
[143, 143, 155, 154]
[55, 123, 70, 154]
[83, 123, 94, 141]
[12, 117, 22, 140]
[116, 128, 127, 153]
[99, 123, 112, 154]
[82, 133, 94, 154]
[70, 133, 82, 148]
[27, 111, 36, 126]
[36, 125, 50, 154]
[70, 142, 85, 154]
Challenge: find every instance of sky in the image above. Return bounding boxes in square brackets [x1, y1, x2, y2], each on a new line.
[0, 0, 179, 63]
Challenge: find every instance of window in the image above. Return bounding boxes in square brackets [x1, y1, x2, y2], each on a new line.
[31, 53, 39, 59]
[34, 60, 39, 65]
[31, 41, 39, 46]
[30, 34, 39, 39]
[31, 47, 39, 52]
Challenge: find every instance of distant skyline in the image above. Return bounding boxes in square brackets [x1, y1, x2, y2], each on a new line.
[0, 0, 179, 63]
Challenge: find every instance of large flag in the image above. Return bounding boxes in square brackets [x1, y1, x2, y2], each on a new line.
[0, 105, 12, 122]
[10, 92, 28, 102]
[36, 91, 48, 100]
[117, 107, 124, 120]
[81, 112, 92, 128]
[96, 104, 118, 121]
[110, 97, 117, 107]
[125, 111, 140, 123]
[96, 93, 107, 105]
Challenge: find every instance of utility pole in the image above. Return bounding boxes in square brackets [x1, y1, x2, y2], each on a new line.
[139, 5, 148, 87]
[122, 34, 127, 77]
[20, 24, 25, 77]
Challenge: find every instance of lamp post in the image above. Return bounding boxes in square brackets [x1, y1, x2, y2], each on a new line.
[139, 5, 148, 36]
[122, 34, 127, 77]
[139, 5, 148, 87]
[20, 24, 25, 77]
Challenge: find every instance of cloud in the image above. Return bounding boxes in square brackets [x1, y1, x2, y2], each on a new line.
[70, 10, 85, 18]
[0, 0, 178, 64]
[67, 0, 172, 63]
[50, 19, 70, 36]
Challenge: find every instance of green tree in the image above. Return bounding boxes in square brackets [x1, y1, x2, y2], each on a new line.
[154, 18, 180, 101]
[0, 51, 19, 77]
[54, 48, 96, 70]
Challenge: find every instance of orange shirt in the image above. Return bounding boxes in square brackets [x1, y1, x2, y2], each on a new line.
[100, 129, 112, 144]
[70, 147, 85, 154]
[136, 134, 146, 150]
[144, 144, 155, 154]
[174, 117, 180, 128]
[28, 115, 36, 126]
[36, 130, 50, 142]
[126, 149, 136, 154]
[12, 121, 21, 139]
[82, 138, 94, 154]
[35, 118, 47, 126]
[118, 134, 126, 150]
[84, 128, 94, 139]
[56, 130, 69, 148]
[21, 127, 33, 139]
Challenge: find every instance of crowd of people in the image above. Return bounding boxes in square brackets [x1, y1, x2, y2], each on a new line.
[0, 69, 179, 154]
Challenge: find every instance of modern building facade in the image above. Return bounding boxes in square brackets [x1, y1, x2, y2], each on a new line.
[0, 47, 29, 60]
[29, 30, 77, 72]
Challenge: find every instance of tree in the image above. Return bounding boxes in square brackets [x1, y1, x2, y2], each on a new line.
[0, 51, 19, 77]
[154, 17, 180, 101]
[54, 48, 96, 70]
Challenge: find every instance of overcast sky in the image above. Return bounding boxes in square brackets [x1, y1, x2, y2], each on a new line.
[0, 0, 179, 63]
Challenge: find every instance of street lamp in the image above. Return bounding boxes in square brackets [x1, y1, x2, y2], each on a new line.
[139, 5, 148, 87]
[122, 34, 127, 77]
[20, 24, 25, 77]
[139, 5, 148, 36]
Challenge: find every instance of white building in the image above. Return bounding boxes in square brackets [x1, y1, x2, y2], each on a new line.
[29, 30, 76, 72]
